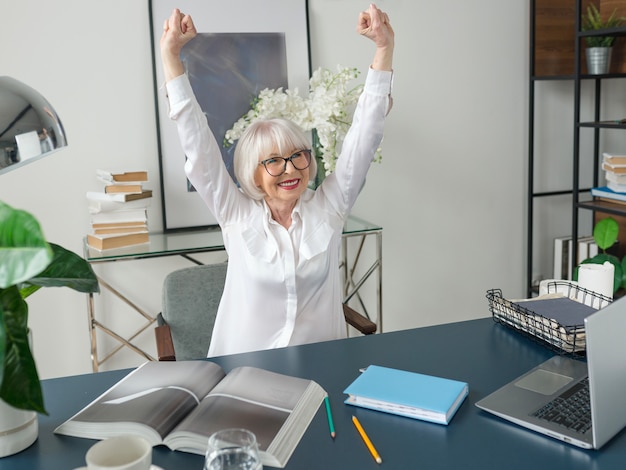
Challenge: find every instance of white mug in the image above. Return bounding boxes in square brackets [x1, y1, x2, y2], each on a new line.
[78, 436, 152, 470]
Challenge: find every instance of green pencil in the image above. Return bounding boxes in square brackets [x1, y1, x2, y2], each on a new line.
[324, 396, 336, 438]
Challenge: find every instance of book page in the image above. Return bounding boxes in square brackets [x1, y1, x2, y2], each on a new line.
[55, 361, 225, 441]
[169, 367, 310, 450]
[171, 394, 290, 451]
[210, 367, 310, 411]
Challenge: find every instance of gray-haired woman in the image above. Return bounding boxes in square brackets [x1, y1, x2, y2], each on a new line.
[160, 3, 394, 356]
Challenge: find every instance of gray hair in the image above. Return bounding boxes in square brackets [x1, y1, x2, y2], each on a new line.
[234, 118, 316, 200]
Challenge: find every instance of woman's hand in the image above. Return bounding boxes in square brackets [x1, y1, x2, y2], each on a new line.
[160, 8, 197, 81]
[357, 3, 394, 71]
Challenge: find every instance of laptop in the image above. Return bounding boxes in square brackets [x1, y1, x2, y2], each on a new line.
[475, 295, 626, 449]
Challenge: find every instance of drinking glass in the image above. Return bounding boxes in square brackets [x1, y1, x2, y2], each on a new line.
[204, 429, 262, 470]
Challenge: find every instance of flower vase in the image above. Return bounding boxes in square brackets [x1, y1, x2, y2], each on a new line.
[311, 129, 326, 189]
[0, 329, 39, 457]
[313, 156, 326, 188]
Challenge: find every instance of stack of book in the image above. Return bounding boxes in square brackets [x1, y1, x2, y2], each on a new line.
[591, 153, 626, 204]
[86, 170, 152, 250]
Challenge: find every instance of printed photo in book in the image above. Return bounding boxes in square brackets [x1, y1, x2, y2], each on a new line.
[54, 361, 326, 469]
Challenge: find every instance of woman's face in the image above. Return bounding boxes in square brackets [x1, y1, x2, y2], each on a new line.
[254, 148, 310, 206]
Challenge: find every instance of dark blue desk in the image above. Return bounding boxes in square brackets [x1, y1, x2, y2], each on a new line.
[2, 318, 625, 469]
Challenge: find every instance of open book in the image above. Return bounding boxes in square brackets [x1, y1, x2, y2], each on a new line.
[54, 361, 326, 468]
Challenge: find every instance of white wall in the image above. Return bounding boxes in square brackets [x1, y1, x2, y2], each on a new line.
[0, 0, 528, 379]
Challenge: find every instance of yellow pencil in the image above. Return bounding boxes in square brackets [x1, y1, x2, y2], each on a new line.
[352, 415, 382, 464]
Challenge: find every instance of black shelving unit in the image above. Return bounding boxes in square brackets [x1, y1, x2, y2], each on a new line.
[572, 0, 626, 286]
[527, 0, 626, 297]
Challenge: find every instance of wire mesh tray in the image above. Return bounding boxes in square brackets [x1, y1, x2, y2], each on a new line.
[486, 281, 612, 356]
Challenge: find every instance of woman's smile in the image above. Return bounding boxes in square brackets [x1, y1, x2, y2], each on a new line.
[278, 178, 301, 190]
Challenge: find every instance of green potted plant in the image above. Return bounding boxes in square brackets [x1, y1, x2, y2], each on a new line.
[0, 200, 99, 455]
[582, 3, 626, 74]
[578, 216, 626, 294]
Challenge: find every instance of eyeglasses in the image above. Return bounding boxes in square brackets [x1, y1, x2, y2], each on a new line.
[259, 149, 312, 177]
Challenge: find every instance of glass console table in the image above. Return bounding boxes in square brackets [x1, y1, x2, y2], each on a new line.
[84, 215, 382, 372]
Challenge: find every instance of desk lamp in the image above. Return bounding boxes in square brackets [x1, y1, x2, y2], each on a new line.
[0, 76, 67, 175]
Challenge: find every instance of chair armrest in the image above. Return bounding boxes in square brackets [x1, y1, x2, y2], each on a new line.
[343, 304, 377, 335]
[154, 324, 176, 361]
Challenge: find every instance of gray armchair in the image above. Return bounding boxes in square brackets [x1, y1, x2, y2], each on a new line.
[155, 262, 377, 361]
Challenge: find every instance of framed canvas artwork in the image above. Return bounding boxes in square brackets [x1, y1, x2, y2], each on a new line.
[149, 0, 310, 230]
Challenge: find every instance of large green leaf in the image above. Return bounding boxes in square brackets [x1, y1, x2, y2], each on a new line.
[0, 301, 6, 390]
[0, 201, 53, 288]
[593, 217, 619, 251]
[0, 286, 45, 413]
[0, 201, 100, 413]
[20, 243, 99, 298]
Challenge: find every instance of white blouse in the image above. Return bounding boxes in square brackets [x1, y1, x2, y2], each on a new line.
[166, 68, 393, 357]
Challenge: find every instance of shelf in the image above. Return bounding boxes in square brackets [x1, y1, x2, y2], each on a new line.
[532, 188, 592, 198]
[533, 73, 626, 80]
[578, 121, 626, 129]
[577, 26, 626, 38]
[532, 75, 578, 81]
[577, 199, 626, 217]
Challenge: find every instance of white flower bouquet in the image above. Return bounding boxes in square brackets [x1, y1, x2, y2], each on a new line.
[224, 65, 382, 175]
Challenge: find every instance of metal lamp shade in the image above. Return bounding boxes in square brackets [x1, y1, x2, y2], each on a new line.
[0, 77, 67, 175]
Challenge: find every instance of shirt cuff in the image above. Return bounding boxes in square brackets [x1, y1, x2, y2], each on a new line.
[164, 74, 194, 106]
[364, 68, 394, 96]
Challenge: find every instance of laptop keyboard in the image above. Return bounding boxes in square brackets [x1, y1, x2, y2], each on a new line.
[532, 377, 592, 434]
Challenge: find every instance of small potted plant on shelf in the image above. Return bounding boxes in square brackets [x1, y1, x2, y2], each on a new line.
[582, 3, 626, 74]
[0, 201, 99, 456]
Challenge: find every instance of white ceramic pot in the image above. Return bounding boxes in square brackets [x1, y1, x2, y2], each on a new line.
[0, 398, 38, 457]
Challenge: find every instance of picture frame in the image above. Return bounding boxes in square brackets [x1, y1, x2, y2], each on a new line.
[149, 0, 311, 231]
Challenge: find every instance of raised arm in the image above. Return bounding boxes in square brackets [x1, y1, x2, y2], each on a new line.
[160, 8, 198, 82]
[357, 3, 394, 71]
